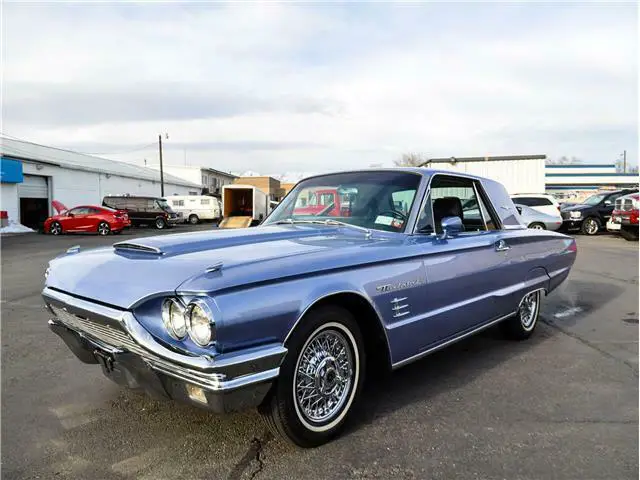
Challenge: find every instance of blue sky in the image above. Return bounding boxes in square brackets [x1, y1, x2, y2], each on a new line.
[2, 2, 637, 175]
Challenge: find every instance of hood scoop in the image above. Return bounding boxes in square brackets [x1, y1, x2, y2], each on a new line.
[113, 241, 163, 255]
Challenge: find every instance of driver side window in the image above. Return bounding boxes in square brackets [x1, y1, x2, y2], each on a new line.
[416, 175, 499, 234]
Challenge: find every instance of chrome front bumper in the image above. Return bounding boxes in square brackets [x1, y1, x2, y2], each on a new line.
[43, 287, 287, 413]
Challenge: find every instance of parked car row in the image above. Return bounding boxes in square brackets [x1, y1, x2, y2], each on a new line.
[43, 193, 226, 236]
[558, 188, 639, 240]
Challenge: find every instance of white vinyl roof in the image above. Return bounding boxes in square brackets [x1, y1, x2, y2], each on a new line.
[0, 137, 201, 188]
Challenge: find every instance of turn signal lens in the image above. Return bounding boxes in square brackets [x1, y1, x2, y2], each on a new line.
[162, 298, 187, 340]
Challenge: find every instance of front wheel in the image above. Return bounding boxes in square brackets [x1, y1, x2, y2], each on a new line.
[502, 290, 542, 340]
[49, 222, 62, 235]
[155, 217, 167, 230]
[259, 305, 365, 447]
[580, 217, 600, 235]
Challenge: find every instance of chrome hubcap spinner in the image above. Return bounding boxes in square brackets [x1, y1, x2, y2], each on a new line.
[519, 291, 539, 329]
[294, 329, 354, 423]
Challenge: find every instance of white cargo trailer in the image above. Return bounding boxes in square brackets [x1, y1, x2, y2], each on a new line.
[219, 184, 268, 228]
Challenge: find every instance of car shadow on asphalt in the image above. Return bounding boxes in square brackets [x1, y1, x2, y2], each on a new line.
[346, 278, 626, 434]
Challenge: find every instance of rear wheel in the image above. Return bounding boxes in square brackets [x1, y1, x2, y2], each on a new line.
[502, 290, 541, 340]
[580, 217, 600, 235]
[97, 222, 111, 236]
[259, 305, 365, 447]
[49, 222, 62, 235]
[528, 222, 546, 230]
[189, 214, 199, 225]
[155, 217, 167, 230]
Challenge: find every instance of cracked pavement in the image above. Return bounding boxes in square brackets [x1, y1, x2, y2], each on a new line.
[1, 227, 638, 479]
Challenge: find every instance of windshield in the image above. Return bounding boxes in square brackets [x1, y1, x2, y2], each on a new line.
[264, 171, 422, 233]
[156, 199, 173, 212]
[582, 194, 606, 206]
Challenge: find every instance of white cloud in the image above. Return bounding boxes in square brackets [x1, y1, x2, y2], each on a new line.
[2, 3, 637, 174]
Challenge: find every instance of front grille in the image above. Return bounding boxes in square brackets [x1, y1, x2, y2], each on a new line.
[50, 304, 140, 353]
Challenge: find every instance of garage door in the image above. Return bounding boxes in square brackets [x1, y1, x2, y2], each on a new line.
[18, 174, 49, 198]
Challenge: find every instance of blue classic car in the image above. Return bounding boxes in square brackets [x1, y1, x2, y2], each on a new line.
[44, 169, 577, 447]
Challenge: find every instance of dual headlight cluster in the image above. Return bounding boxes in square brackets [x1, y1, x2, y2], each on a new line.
[162, 298, 215, 346]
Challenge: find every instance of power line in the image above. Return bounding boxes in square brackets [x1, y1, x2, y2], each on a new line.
[0, 132, 156, 156]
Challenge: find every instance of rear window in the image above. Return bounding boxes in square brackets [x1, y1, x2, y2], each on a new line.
[512, 197, 553, 207]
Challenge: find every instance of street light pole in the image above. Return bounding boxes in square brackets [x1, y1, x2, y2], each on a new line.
[623, 150, 627, 173]
[158, 133, 168, 196]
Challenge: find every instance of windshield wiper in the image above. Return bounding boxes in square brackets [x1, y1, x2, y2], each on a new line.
[272, 218, 372, 237]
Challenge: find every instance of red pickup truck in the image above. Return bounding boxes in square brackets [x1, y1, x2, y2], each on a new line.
[606, 192, 639, 241]
[293, 188, 352, 217]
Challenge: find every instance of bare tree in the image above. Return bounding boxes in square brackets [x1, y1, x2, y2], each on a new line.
[546, 156, 581, 165]
[394, 153, 425, 167]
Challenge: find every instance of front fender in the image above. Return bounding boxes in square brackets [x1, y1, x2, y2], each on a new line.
[212, 275, 374, 353]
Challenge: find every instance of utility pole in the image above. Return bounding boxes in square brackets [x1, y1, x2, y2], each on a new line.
[158, 133, 168, 196]
[623, 150, 627, 173]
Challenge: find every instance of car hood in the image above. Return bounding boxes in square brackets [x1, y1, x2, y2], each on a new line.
[561, 203, 593, 212]
[45, 225, 404, 309]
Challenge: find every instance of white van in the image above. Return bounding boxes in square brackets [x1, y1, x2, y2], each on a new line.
[166, 195, 222, 224]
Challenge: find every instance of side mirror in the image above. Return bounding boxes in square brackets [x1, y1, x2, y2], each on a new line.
[439, 216, 463, 239]
[604, 200, 612, 206]
[67, 212, 74, 217]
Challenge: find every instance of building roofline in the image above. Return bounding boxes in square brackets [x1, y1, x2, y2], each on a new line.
[422, 154, 546, 165]
[0, 139, 201, 188]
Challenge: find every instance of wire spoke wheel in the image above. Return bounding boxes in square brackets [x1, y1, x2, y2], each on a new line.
[519, 291, 540, 330]
[294, 328, 354, 424]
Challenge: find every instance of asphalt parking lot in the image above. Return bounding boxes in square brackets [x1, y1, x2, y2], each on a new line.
[1, 226, 638, 479]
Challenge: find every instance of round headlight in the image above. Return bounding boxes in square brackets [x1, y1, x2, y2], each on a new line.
[162, 298, 187, 340]
[186, 300, 215, 347]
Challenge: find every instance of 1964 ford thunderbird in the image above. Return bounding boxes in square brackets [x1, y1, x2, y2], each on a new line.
[44, 168, 577, 447]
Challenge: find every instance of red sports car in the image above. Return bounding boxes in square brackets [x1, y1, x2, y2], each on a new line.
[44, 205, 131, 236]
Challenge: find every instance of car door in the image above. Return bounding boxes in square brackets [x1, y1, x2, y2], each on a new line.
[599, 192, 623, 224]
[85, 207, 105, 232]
[412, 174, 512, 346]
[63, 207, 89, 231]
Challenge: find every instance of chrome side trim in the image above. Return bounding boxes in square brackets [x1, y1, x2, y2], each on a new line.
[391, 288, 547, 370]
[392, 311, 515, 369]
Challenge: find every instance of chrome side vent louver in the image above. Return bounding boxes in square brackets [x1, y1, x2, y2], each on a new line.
[391, 297, 410, 318]
[113, 242, 163, 255]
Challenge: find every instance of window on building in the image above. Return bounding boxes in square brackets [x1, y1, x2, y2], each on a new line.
[202, 174, 208, 185]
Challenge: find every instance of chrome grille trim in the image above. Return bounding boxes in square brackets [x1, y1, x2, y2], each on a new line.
[50, 304, 137, 352]
[44, 287, 287, 393]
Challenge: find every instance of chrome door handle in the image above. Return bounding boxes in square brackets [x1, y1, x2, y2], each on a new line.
[495, 240, 510, 252]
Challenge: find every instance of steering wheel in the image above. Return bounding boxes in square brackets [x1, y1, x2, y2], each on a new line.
[378, 209, 408, 221]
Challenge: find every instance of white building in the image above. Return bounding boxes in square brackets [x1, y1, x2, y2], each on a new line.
[422, 155, 546, 194]
[146, 164, 237, 197]
[545, 164, 639, 199]
[0, 137, 201, 229]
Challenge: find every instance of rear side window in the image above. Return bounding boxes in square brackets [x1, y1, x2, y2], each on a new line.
[201, 198, 210, 205]
[512, 197, 553, 207]
[173, 200, 185, 207]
